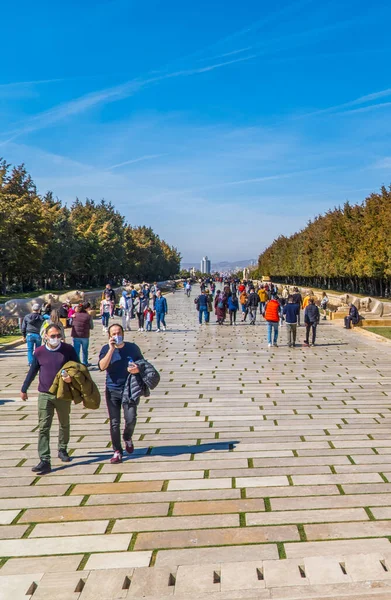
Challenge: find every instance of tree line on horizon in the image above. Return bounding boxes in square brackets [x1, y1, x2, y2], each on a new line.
[256, 185, 391, 297]
[0, 159, 181, 294]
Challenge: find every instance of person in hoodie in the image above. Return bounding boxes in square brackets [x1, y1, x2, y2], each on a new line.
[22, 304, 44, 365]
[154, 290, 168, 332]
[196, 289, 209, 325]
[119, 291, 132, 332]
[304, 298, 320, 346]
[228, 293, 239, 326]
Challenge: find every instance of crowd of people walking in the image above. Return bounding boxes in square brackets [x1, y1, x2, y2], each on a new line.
[189, 277, 328, 348]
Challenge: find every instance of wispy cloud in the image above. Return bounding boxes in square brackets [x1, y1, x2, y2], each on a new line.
[301, 86, 391, 118]
[0, 54, 256, 143]
[108, 154, 166, 170]
[336, 101, 391, 116]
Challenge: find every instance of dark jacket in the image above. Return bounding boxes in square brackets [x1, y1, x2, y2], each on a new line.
[71, 312, 93, 339]
[246, 292, 259, 308]
[304, 304, 320, 324]
[283, 303, 300, 324]
[292, 292, 302, 306]
[22, 313, 44, 337]
[121, 359, 160, 405]
[196, 294, 208, 310]
[349, 305, 359, 324]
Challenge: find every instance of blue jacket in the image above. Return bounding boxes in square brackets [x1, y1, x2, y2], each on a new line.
[154, 296, 168, 314]
[227, 296, 239, 311]
[283, 303, 299, 324]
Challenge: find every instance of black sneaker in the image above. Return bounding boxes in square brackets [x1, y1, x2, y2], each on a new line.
[58, 449, 71, 462]
[32, 460, 51, 474]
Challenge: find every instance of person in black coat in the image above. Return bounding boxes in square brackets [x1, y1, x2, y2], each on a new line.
[344, 304, 359, 329]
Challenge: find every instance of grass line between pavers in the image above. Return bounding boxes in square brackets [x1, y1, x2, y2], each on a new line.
[77, 553, 91, 571]
[80, 495, 90, 506]
[365, 507, 376, 521]
[297, 524, 307, 542]
[22, 524, 36, 538]
[380, 473, 389, 483]
[161, 480, 169, 492]
[167, 502, 175, 517]
[287, 475, 294, 486]
[105, 519, 116, 534]
[336, 484, 345, 495]
[11, 509, 26, 525]
[264, 498, 271, 512]
[16, 458, 27, 467]
[65, 484, 76, 496]
[277, 542, 286, 559]
[239, 512, 246, 527]
[114, 473, 122, 483]
[128, 533, 138, 552]
[94, 464, 104, 475]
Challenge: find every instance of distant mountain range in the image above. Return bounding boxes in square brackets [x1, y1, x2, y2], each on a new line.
[181, 259, 256, 271]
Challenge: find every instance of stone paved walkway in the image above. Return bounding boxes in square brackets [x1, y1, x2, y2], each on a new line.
[1, 288, 391, 599]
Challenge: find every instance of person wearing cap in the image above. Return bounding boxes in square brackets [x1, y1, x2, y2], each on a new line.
[21, 304, 44, 365]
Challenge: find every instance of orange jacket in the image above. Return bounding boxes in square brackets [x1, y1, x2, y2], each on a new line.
[265, 299, 280, 322]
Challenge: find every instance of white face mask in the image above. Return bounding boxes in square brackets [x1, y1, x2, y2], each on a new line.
[47, 337, 61, 348]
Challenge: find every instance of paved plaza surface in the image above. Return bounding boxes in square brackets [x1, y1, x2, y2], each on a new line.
[1, 288, 391, 599]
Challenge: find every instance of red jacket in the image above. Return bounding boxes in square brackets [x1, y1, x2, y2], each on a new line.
[265, 299, 280, 322]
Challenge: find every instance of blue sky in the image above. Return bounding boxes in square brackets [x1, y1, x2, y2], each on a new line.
[1, 0, 391, 263]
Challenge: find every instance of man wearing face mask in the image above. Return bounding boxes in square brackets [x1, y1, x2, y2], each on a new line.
[98, 324, 144, 463]
[20, 324, 79, 474]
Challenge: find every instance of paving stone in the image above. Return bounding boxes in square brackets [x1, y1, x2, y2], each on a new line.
[135, 525, 299, 550]
[263, 558, 308, 588]
[0, 533, 132, 556]
[220, 561, 265, 592]
[84, 551, 151, 570]
[247, 507, 368, 526]
[87, 489, 241, 505]
[236, 476, 289, 488]
[0, 555, 82, 575]
[155, 544, 278, 567]
[126, 566, 175, 597]
[78, 569, 131, 599]
[285, 537, 391, 558]
[305, 520, 391, 540]
[173, 498, 265, 516]
[20, 503, 169, 523]
[174, 563, 221, 594]
[30, 520, 109, 537]
[30, 571, 86, 600]
[167, 479, 232, 491]
[304, 555, 352, 584]
[113, 514, 239, 533]
[70, 481, 164, 495]
[0, 573, 44, 600]
[0, 525, 28, 539]
[0, 510, 20, 525]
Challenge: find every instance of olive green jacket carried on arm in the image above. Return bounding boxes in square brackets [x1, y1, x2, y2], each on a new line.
[49, 361, 101, 410]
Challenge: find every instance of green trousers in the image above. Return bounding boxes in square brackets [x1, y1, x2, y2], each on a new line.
[38, 393, 71, 462]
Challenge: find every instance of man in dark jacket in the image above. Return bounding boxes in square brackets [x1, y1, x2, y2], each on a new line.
[291, 288, 303, 326]
[246, 288, 259, 325]
[304, 298, 320, 346]
[20, 323, 79, 474]
[99, 324, 143, 463]
[344, 303, 359, 329]
[196, 290, 209, 324]
[283, 296, 300, 347]
[22, 304, 44, 365]
[154, 290, 168, 332]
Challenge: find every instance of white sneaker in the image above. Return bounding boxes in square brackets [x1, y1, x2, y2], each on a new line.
[156, 329, 160, 333]
[268, 343, 272, 347]
[162, 326, 166, 331]
[140, 328, 144, 332]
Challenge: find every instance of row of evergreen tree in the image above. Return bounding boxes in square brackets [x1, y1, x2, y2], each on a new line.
[256, 186, 391, 297]
[0, 159, 181, 294]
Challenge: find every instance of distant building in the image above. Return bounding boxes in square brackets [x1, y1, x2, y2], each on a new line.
[201, 256, 211, 274]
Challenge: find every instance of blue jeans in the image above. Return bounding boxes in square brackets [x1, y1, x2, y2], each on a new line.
[199, 308, 209, 324]
[156, 312, 166, 329]
[146, 320, 152, 331]
[102, 313, 110, 328]
[267, 321, 279, 345]
[26, 333, 41, 365]
[73, 338, 90, 365]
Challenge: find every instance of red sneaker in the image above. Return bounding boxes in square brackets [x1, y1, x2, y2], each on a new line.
[125, 439, 134, 454]
[110, 451, 122, 464]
